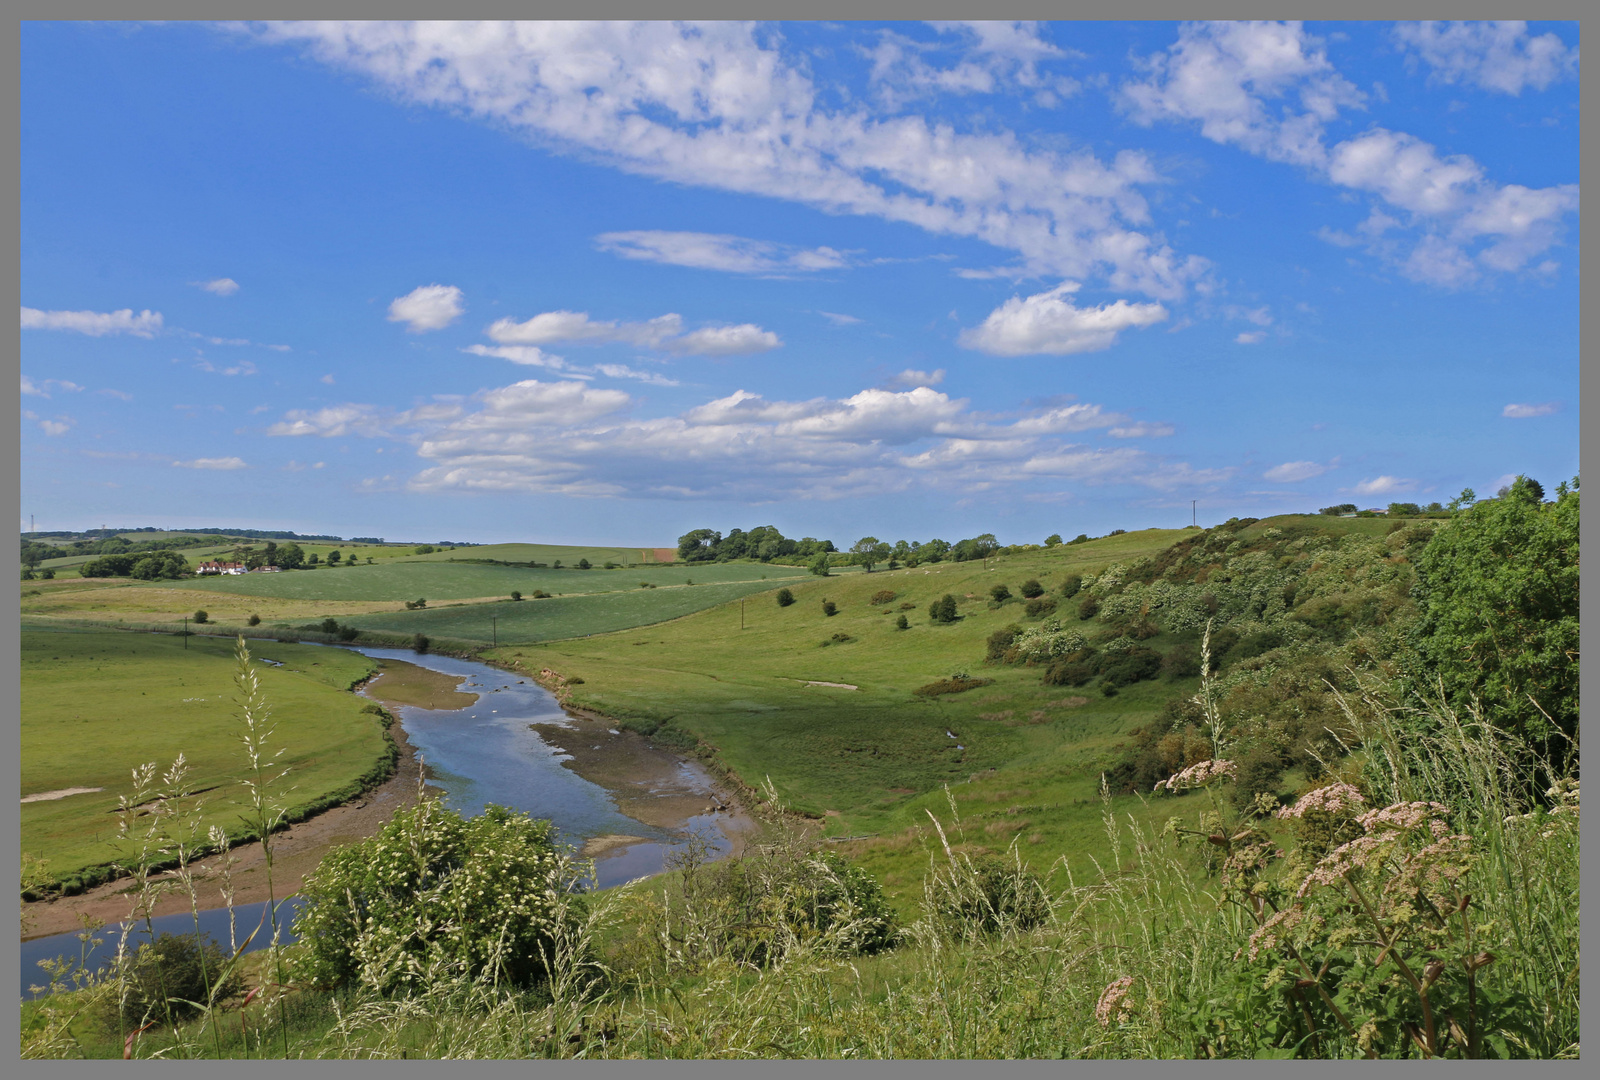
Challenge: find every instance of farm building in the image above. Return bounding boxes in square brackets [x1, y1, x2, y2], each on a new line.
[196, 560, 246, 575]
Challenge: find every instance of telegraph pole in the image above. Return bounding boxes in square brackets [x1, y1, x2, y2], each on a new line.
[741, 599, 745, 630]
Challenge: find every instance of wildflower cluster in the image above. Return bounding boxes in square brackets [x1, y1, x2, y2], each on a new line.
[1274, 782, 1365, 819]
[1095, 976, 1134, 1028]
[1153, 758, 1235, 793]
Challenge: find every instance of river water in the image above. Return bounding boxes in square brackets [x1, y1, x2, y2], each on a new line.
[21, 645, 748, 999]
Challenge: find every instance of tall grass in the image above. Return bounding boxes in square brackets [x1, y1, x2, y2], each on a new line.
[22, 653, 1577, 1059]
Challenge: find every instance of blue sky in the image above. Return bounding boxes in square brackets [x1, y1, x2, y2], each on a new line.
[20, 20, 1579, 546]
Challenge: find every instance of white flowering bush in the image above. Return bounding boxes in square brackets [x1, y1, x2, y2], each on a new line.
[292, 799, 591, 995]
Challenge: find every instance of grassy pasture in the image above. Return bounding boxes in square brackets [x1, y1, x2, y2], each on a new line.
[340, 576, 825, 644]
[21, 630, 387, 890]
[174, 557, 809, 602]
[492, 528, 1201, 887]
[407, 542, 671, 566]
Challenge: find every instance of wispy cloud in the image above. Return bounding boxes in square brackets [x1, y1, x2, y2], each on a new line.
[596, 230, 851, 275]
[194, 277, 240, 296]
[1351, 474, 1414, 495]
[1502, 401, 1558, 418]
[174, 456, 249, 470]
[1393, 21, 1578, 96]
[882, 368, 945, 390]
[21, 306, 163, 337]
[486, 310, 780, 356]
[1264, 459, 1334, 482]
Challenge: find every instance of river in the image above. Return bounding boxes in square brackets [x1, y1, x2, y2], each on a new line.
[21, 645, 751, 999]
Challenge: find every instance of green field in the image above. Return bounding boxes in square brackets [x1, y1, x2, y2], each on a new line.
[176, 557, 809, 603]
[339, 576, 828, 644]
[21, 630, 387, 890]
[485, 528, 1205, 894]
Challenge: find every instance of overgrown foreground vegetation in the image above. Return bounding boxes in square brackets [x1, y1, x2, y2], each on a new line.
[21, 642, 1578, 1058]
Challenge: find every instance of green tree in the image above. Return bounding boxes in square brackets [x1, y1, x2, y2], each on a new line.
[577, 558, 592, 570]
[850, 536, 890, 572]
[928, 594, 959, 623]
[327, 549, 343, 565]
[776, 587, 795, 607]
[1044, 534, 1062, 547]
[989, 583, 1011, 603]
[276, 542, 305, 569]
[677, 528, 722, 562]
[1411, 475, 1578, 749]
[413, 544, 435, 555]
[1019, 579, 1044, 599]
[511, 590, 523, 601]
[809, 553, 831, 576]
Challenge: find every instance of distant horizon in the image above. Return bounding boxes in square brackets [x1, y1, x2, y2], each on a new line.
[22, 21, 1577, 545]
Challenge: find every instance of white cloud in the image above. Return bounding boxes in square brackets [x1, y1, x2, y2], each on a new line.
[21, 306, 163, 337]
[1125, 21, 1579, 285]
[1502, 401, 1558, 418]
[1393, 21, 1578, 95]
[593, 363, 679, 386]
[289, 376, 1224, 503]
[99, 388, 133, 401]
[863, 22, 1079, 111]
[20, 375, 78, 397]
[486, 310, 780, 356]
[463, 343, 572, 371]
[819, 311, 863, 326]
[883, 368, 944, 389]
[195, 277, 240, 296]
[1352, 475, 1414, 495]
[1263, 459, 1331, 482]
[1235, 330, 1267, 344]
[958, 282, 1167, 356]
[388, 284, 465, 332]
[194, 358, 258, 376]
[320, 374, 336, 385]
[267, 404, 390, 438]
[1108, 422, 1175, 438]
[174, 456, 249, 470]
[670, 324, 781, 357]
[39, 418, 74, 437]
[487, 310, 682, 349]
[246, 21, 1209, 298]
[596, 230, 849, 275]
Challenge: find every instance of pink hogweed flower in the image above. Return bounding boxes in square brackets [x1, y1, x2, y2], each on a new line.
[1154, 758, 1236, 792]
[1297, 833, 1398, 898]
[1095, 975, 1135, 1028]
[1275, 782, 1365, 819]
[1357, 801, 1450, 838]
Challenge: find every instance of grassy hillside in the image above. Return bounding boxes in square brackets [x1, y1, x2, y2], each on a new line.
[21, 631, 388, 892]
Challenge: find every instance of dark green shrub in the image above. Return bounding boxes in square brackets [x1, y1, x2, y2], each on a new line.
[870, 589, 897, 605]
[412, 633, 430, 653]
[1023, 597, 1056, 619]
[928, 595, 959, 623]
[1068, 534, 1090, 545]
[1232, 748, 1286, 815]
[914, 675, 992, 697]
[776, 587, 795, 607]
[247, 613, 261, 627]
[896, 614, 909, 630]
[1043, 659, 1096, 687]
[531, 590, 551, 599]
[321, 617, 339, 634]
[192, 610, 208, 624]
[511, 590, 522, 601]
[109, 932, 243, 1026]
[1059, 573, 1082, 598]
[337, 625, 360, 642]
[1100, 646, 1163, 686]
[989, 584, 1012, 603]
[1077, 594, 1099, 620]
[1019, 579, 1044, 599]
[1162, 641, 1201, 679]
[822, 600, 837, 616]
[1101, 681, 1119, 697]
[986, 626, 1020, 662]
[577, 558, 591, 570]
[934, 854, 1051, 934]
